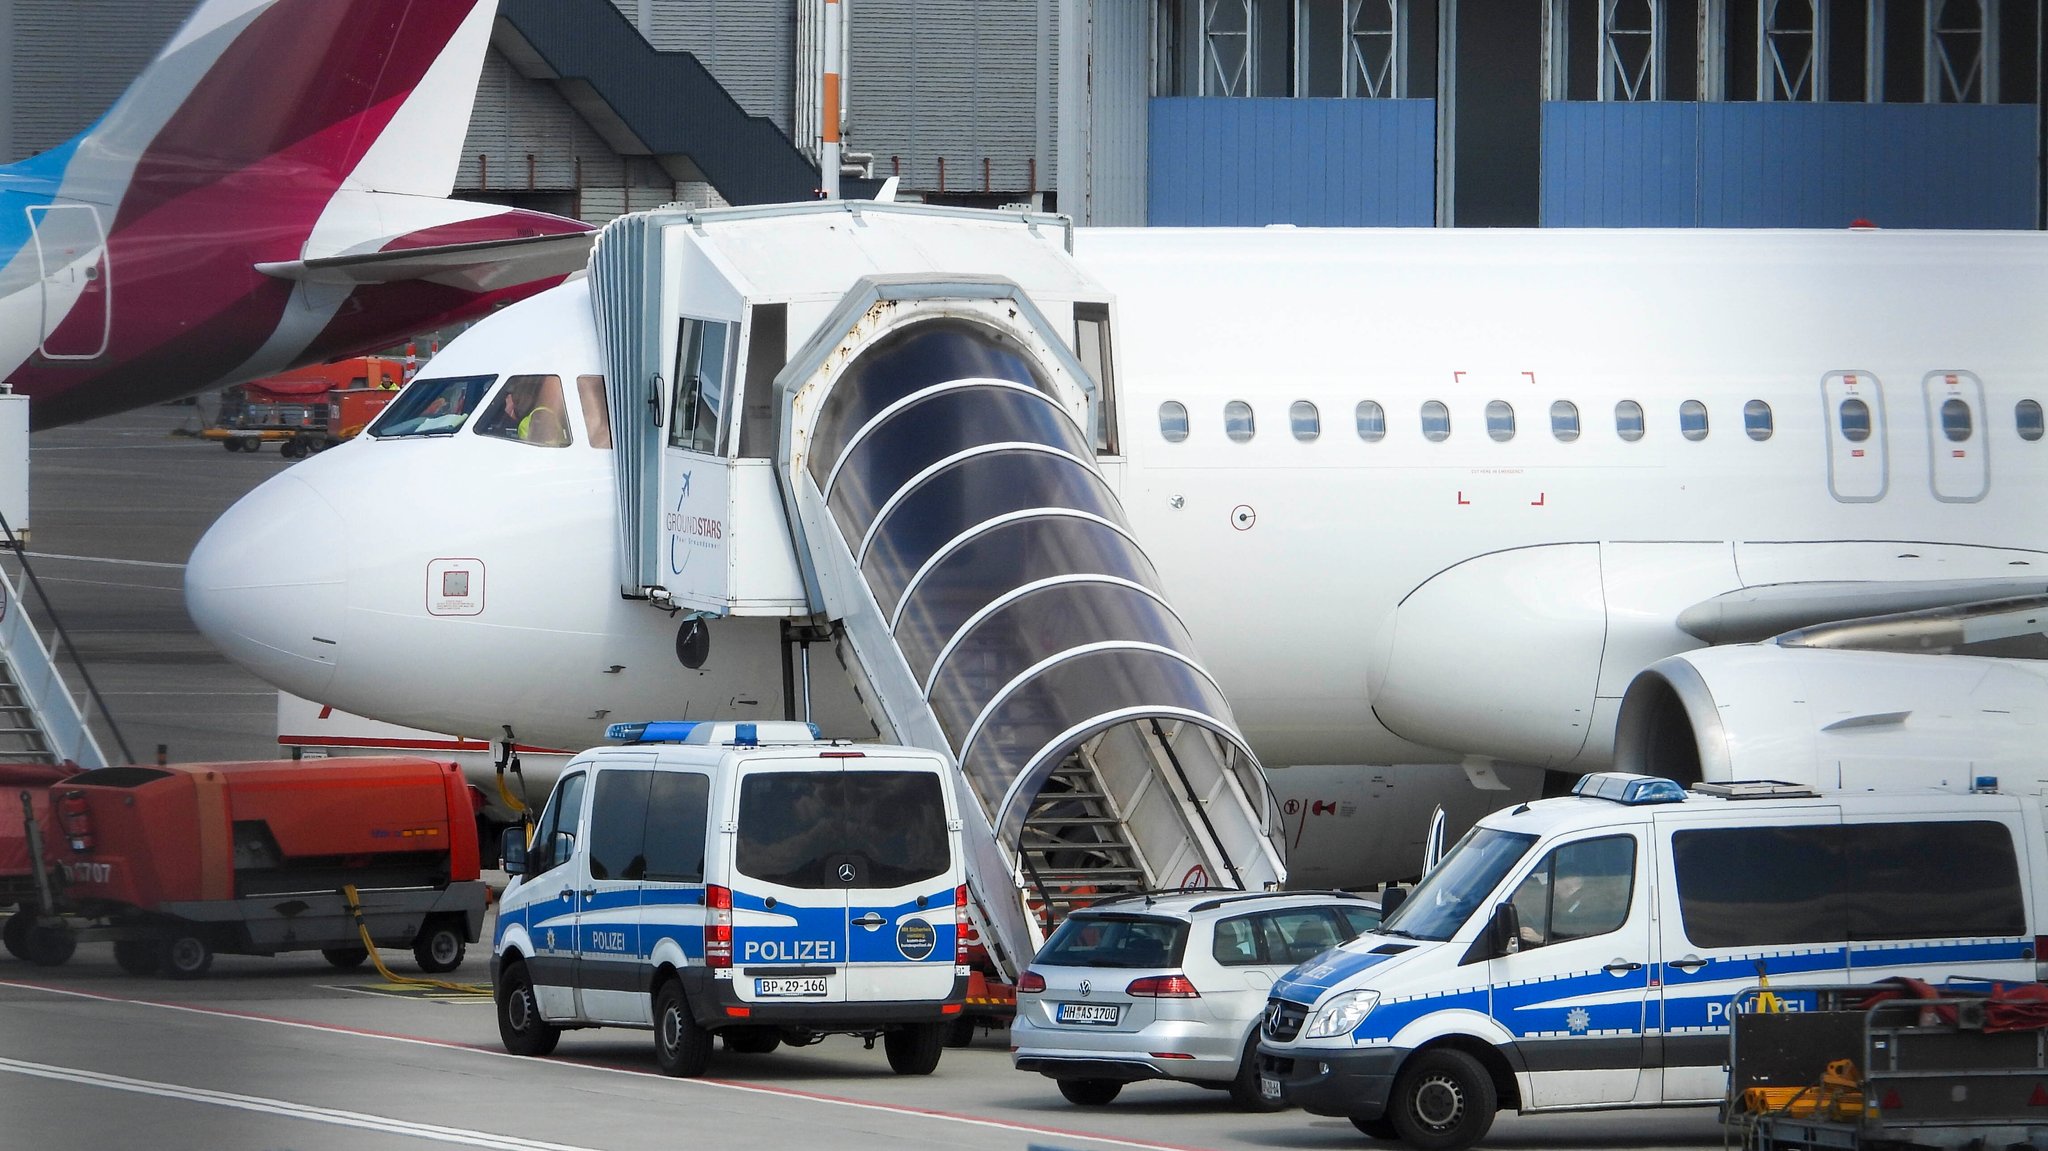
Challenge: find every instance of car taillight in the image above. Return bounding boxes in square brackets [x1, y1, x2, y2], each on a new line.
[706, 884, 733, 968]
[57, 790, 93, 852]
[954, 883, 970, 963]
[1017, 970, 1046, 993]
[1126, 974, 1200, 998]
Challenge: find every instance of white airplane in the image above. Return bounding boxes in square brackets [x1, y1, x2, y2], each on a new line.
[185, 204, 2048, 891]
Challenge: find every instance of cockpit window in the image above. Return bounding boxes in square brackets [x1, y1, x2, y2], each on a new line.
[475, 375, 573, 448]
[368, 374, 497, 438]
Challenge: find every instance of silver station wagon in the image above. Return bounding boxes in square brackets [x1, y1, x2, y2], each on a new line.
[1012, 889, 1381, 1108]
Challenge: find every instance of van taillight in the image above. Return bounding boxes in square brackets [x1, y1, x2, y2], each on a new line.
[57, 790, 93, 852]
[1017, 970, 1046, 993]
[706, 884, 733, 968]
[1126, 974, 1201, 998]
[954, 884, 970, 963]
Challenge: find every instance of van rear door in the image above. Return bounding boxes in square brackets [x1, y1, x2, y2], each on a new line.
[729, 762, 857, 1005]
[839, 759, 957, 1004]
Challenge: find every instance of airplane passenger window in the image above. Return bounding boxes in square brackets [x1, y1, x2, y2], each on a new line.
[2019, 400, 2045, 442]
[578, 376, 611, 449]
[1744, 399, 1773, 441]
[1290, 400, 1320, 441]
[1159, 400, 1190, 443]
[1679, 400, 1708, 441]
[1355, 400, 1386, 442]
[1614, 400, 1645, 442]
[1420, 400, 1450, 442]
[1838, 398, 1873, 442]
[1225, 400, 1256, 443]
[1485, 400, 1515, 442]
[368, 374, 497, 438]
[475, 375, 573, 447]
[1550, 400, 1580, 442]
[1940, 398, 1973, 442]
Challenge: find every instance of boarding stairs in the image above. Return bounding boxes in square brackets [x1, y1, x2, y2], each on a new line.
[0, 557, 108, 769]
[590, 203, 1285, 981]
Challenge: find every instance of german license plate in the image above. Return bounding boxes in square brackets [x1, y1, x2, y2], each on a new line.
[1056, 1002, 1120, 1025]
[1261, 1076, 1282, 1101]
[755, 977, 828, 997]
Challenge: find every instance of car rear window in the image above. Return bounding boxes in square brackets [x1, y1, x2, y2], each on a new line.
[735, 769, 949, 889]
[1037, 914, 1189, 968]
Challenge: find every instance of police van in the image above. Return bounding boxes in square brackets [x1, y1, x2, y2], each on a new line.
[1257, 773, 2048, 1149]
[491, 721, 968, 1076]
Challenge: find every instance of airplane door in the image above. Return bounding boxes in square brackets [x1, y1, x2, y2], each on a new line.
[1488, 831, 1652, 1109]
[659, 315, 738, 612]
[29, 202, 111, 360]
[1821, 371, 1886, 502]
[1923, 371, 1988, 502]
[575, 759, 654, 1024]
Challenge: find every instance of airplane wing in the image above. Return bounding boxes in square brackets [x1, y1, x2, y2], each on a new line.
[1676, 578, 2048, 645]
[255, 230, 595, 295]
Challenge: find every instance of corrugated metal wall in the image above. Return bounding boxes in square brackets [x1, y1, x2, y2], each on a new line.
[4, 0, 201, 161]
[1147, 98, 1437, 226]
[1542, 102, 2041, 228]
[461, 49, 642, 208]
[850, 0, 1054, 194]
[1087, 0, 1149, 224]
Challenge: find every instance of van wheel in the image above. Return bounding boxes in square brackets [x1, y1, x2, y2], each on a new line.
[1057, 1078, 1122, 1106]
[653, 981, 712, 1077]
[160, 933, 212, 979]
[723, 1029, 781, 1055]
[322, 946, 369, 970]
[495, 959, 560, 1056]
[1350, 1115, 1400, 1140]
[883, 1021, 946, 1075]
[413, 920, 466, 974]
[1227, 1034, 1283, 1112]
[943, 1015, 977, 1047]
[1386, 1049, 1497, 1151]
[113, 940, 163, 975]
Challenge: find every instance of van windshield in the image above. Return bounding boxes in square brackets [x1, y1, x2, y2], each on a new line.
[735, 769, 949, 889]
[1378, 826, 1537, 942]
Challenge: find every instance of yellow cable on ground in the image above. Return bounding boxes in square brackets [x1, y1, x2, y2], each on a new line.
[340, 884, 492, 995]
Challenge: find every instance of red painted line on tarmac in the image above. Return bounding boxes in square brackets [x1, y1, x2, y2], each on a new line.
[0, 980, 1216, 1151]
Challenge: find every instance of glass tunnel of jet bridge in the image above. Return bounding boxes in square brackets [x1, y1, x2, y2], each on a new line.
[589, 201, 1286, 979]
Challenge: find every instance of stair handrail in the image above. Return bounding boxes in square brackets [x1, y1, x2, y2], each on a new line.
[0, 511, 132, 765]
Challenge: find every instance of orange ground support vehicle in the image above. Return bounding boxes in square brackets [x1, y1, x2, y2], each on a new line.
[5, 758, 486, 979]
[206, 357, 404, 458]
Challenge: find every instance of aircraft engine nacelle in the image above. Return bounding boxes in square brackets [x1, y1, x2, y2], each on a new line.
[1613, 645, 2048, 793]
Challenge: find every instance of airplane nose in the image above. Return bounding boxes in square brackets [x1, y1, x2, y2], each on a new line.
[185, 473, 345, 699]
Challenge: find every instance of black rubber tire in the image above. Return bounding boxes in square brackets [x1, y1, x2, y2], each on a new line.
[723, 1029, 781, 1055]
[494, 959, 560, 1057]
[1386, 1049, 1497, 1151]
[159, 933, 212, 980]
[943, 1014, 977, 1048]
[322, 946, 370, 970]
[653, 980, 712, 1077]
[1350, 1115, 1400, 1140]
[3, 912, 31, 960]
[412, 921, 465, 974]
[113, 939, 162, 976]
[883, 1022, 946, 1076]
[1227, 1034, 1284, 1112]
[26, 922, 76, 967]
[1056, 1078, 1122, 1106]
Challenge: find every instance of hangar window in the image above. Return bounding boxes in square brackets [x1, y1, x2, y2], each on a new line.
[1615, 400, 1646, 441]
[1159, 400, 1191, 442]
[1420, 400, 1450, 442]
[1679, 399, 1709, 441]
[1941, 397, 1974, 442]
[1485, 400, 1516, 442]
[1838, 397, 1873, 442]
[1225, 400, 1257, 442]
[2019, 400, 2045, 442]
[1550, 400, 1581, 441]
[1744, 399, 1774, 441]
[1355, 400, 1387, 441]
[1291, 400, 1321, 440]
[478, 375, 574, 448]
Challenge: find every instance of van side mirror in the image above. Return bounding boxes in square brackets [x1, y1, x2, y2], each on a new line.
[1379, 886, 1409, 918]
[1487, 902, 1522, 959]
[500, 827, 528, 877]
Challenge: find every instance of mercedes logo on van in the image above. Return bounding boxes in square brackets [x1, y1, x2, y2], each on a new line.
[837, 862, 857, 884]
[1079, 979, 1093, 998]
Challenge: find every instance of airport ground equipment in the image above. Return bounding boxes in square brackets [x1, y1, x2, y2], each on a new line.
[204, 358, 403, 457]
[9, 757, 484, 977]
[1726, 981, 2048, 1150]
[585, 201, 1287, 990]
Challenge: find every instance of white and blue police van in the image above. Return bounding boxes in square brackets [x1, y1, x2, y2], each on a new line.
[491, 721, 968, 1076]
[1257, 773, 2048, 1149]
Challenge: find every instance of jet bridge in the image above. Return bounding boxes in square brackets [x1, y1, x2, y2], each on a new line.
[589, 202, 1284, 977]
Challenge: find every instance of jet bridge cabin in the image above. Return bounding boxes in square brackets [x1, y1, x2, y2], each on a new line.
[586, 201, 1286, 983]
